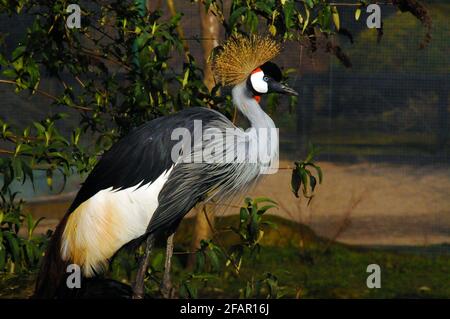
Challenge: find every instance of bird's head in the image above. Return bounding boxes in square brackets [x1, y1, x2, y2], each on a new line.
[247, 61, 298, 102]
[211, 34, 298, 102]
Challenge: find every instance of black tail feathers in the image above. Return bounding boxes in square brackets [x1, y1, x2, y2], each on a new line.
[33, 215, 70, 299]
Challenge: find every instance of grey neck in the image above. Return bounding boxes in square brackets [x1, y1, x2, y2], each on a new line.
[231, 81, 279, 174]
[231, 81, 275, 131]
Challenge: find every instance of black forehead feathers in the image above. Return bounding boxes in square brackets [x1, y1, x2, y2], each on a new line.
[260, 61, 282, 82]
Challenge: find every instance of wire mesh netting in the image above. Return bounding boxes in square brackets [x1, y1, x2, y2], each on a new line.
[0, 1, 448, 246]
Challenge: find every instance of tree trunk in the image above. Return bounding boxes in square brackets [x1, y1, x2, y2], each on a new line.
[187, 3, 220, 269]
[199, 3, 220, 91]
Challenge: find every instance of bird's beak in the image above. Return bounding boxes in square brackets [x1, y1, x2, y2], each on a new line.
[269, 81, 298, 96]
[279, 83, 298, 96]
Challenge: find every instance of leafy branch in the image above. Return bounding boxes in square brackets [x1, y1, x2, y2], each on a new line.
[291, 144, 323, 204]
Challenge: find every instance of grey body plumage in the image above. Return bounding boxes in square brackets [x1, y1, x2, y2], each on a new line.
[148, 80, 282, 235]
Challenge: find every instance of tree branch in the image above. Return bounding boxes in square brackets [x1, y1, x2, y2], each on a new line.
[0, 148, 14, 155]
[167, 0, 190, 56]
[0, 79, 93, 112]
[80, 48, 132, 71]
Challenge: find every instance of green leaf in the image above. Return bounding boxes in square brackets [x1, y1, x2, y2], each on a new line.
[246, 11, 259, 33]
[257, 205, 277, 215]
[33, 122, 46, 135]
[319, 6, 332, 31]
[2, 69, 17, 78]
[11, 46, 26, 61]
[4, 231, 21, 263]
[0, 53, 7, 66]
[283, 2, 295, 30]
[315, 165, 323, 183]
[12, 158, 23, 180]
[300, 169, 308, 195]
[46, 169, 53, 189]
[269, 24, 277, 36]
[195, 251, 205, 272]
[291, 168, 301, 198]
[207, 249, 220, 272]
[26, 214, 33, 237]
[25, 241, 34, 264]
[302, 5, 310, 33]
[355, 8, 362, 21]
[29, 216, 45, 238]
[182, 281, 198, 299]
[0, 243, 6, 271]
[229, 7, 247, 27]
[243, 280, 253, 298]
[150, 251, 164, 269]
[332, 6, 340, 31]
[255, 1, 272, 15]
[253, 197, 277, 205]
[22, 161, 34, 187]
[240, 207, 249, 222]
[182, 68, 190, 88]
[304, 163, 323, 184]
[249, 213, 259, 241]
[310, 175, 317, 192]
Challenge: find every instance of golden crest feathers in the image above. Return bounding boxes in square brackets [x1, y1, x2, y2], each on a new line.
[211, 34, 281, 86]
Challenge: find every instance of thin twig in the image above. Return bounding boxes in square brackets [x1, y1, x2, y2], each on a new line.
[80, 48, 132, 71]
[161, 233, 175, 299]
[323, 189, 368, 253]
[0, 79, 93, 112]
[0, 149, 14, 155]
[75, 76, 86, 88]
[202, 205, 241, 273]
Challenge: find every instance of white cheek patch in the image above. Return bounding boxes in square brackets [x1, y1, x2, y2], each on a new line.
[250, 71, 268, 94]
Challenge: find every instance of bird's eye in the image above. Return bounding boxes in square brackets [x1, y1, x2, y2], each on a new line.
[263, 76, 269, 82]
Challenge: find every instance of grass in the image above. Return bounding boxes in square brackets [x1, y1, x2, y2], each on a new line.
[1, 216, 449, 299]
[170, 216, 450, 299]
[229, 244, 450, 298]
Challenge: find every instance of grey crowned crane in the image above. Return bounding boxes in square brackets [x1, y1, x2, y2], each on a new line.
[33, 35, 298, 298]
